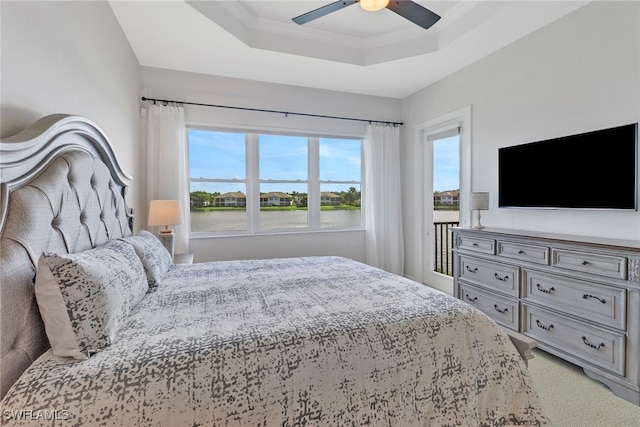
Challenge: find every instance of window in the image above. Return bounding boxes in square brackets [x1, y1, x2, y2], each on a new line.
[319, 138, 361, 228]
[432, 134, 460, 276]
[188, 128, 362, 234]
[417, 105, 471, 293]
[259, 134, 308, 230]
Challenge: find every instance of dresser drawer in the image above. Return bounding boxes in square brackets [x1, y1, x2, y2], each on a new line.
[459, 256, 519, 297]
[497, 241, 549, 265]
[523, 305, 625, 375]
[457, 235, 495, 255]
[460, 282, 519, 331]
[551, 248, 627, 280]
[522, 270, 626, 330]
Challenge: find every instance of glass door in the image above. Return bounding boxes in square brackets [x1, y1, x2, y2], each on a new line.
[432, 135, 460, 276]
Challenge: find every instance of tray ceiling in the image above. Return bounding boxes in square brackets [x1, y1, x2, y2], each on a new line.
[109, 1, 590, 98]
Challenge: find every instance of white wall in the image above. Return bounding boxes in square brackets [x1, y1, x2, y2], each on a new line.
[141, 67, 402, 262]
[1, 1, 142, 221]
[401, 1, 640, 283]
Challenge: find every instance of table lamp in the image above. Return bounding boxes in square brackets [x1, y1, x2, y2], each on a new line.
[148, 199, 183, 257]
[470, 192, 489, 229]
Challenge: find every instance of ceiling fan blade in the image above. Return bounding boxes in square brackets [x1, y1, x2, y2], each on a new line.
[292, 0, 358, 25]
[386, 1, 441, 30]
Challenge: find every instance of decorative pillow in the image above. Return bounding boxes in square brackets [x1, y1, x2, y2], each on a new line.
[120, 230, 173, 292]
[34, 239, 148, 360]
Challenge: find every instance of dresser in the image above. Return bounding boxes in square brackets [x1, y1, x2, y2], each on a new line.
[452, 227, 640, 405]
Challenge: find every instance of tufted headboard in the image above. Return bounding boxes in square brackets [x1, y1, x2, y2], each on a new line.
[0, 114, 134, 398]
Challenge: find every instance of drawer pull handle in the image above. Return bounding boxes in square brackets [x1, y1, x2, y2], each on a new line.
[536, 284, 555, 294]
[581, 260, 590, 266]
[583, 294, 606, 304]
[465, 294, 478, 302]
[466, 266, 478, 273]
[535, 319, 554, 331]
[494, 305, 508, 314]
[494, 273, 509, 281]
[472, 243, 479, 247]
[518, 250, 525, 255]
[581, 336, 605, 350]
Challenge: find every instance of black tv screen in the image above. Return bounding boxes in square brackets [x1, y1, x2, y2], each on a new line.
[498, 123, 638, 210]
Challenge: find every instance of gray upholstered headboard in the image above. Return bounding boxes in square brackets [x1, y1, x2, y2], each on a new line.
[0, 114, 134, 398]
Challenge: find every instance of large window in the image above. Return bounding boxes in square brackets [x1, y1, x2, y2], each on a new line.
[188, 128, 362, 233]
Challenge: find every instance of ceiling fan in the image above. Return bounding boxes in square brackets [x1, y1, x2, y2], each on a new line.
[292, 0, 441, 30]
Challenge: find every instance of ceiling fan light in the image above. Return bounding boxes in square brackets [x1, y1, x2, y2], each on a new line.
[360, 0, 390, 12]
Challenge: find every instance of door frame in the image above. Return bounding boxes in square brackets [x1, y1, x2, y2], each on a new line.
[413, 105, 472, 294]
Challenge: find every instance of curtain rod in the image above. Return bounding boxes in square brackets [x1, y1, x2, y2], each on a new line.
[141, 97, 403, 126]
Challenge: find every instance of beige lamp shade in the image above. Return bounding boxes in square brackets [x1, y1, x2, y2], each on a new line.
[469, 192, 490, 211]
[148, 200, 183, 228]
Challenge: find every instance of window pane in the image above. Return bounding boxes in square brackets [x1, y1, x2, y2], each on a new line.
[320, 184, 361, 228]
[189, 129, 246, 233]
[189, 130, 245, 179]
[190, 183, 246, 232]
[433, 135, 460, 194]
[260, 183, 307, 230]
[432, 135, 460, 276]
[259, 134, 307, 180]
[319, 138, 361, 181]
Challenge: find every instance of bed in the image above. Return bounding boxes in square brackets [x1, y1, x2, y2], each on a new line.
[0, 114, 548, 426]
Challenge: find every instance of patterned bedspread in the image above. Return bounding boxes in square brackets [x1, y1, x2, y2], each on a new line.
[1, 256, 548, 426]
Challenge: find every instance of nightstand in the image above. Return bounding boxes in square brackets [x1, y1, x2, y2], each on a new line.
[173, 253, 194, 265]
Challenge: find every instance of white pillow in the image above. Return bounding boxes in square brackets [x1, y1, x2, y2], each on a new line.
[120, 230, 173, 291]
[35, 240, 148, 360]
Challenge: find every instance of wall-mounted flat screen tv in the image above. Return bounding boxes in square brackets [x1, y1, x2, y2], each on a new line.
[498, 123, 638, 210]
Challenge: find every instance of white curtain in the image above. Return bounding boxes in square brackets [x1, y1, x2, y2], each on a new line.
[363, 124, 404, 275]
[146, 102, 189, 255]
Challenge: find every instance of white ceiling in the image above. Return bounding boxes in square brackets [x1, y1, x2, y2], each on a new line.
[109, 1, 590, 99]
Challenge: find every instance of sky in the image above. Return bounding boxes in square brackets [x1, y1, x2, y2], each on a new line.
[189, 129, 361, 195]
[433, 135, 460, 192]
[189, 129, 459, 195]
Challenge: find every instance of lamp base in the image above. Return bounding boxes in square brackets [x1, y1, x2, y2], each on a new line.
[472, 210, 485, 229]
[158, 229, 175, 258]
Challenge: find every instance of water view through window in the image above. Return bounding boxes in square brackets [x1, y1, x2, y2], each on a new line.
[189, 129, 362, 233]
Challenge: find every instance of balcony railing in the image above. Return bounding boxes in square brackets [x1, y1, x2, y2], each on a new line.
[433, 221, 459, 276]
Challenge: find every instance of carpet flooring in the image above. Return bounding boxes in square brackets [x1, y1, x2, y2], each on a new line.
[528, 349, 640, 426]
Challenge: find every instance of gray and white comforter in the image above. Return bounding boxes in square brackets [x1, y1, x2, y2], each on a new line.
[1, 256, 548, 426]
